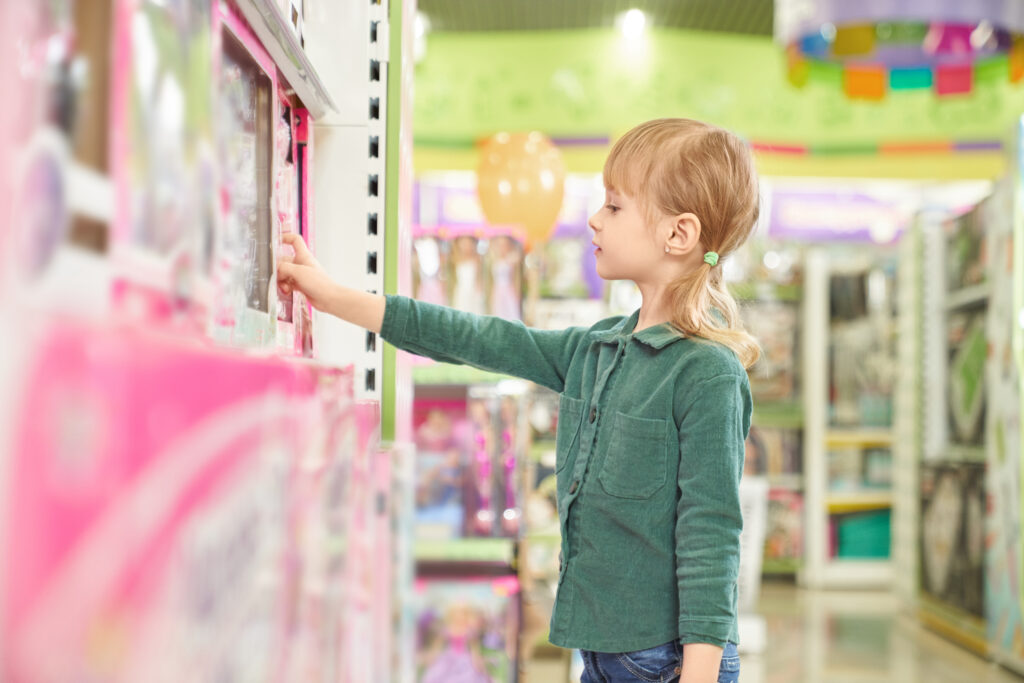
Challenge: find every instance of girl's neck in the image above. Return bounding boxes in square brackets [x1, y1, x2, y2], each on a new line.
[633, 280, 673, 333]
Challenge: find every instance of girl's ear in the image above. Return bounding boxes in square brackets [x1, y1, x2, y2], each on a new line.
[665, 212, 702, 255]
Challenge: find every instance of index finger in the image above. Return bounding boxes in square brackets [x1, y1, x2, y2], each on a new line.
[281, 232, 312, 258]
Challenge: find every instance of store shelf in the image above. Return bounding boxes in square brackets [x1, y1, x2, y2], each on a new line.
[762, 558, 802, 574]
[814, 559, 892, 589]
[234, 0, 336, 118]
[944, 445, 986, 463]
[752, 401, 804, 429]
[412, 362, 511, 386]
[731, 281, 802, 302]
[945, 283, 990, 311]
[767, 473, 804, 490]
[414, 537, 515, 564]
[825, 429, 893, 448]
[826, 490, 892, 513]
[918, 594, 988, 656]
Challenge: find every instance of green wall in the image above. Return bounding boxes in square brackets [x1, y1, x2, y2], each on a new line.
[414, 28, 1024, 148]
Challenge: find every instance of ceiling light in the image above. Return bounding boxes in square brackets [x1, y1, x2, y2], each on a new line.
[617, 9, 646, 40]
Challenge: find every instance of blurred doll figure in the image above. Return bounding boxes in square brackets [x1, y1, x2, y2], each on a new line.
[488, 235, 522, 320]
[414, 237, 447, 306]
[450, 235, 485, 314]
[421, 603, 493, 683]
[467, 398, 495, 535]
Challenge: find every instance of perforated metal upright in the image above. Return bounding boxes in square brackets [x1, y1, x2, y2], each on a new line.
[893, 213, 924, 609]
[304, 0, 391, 402]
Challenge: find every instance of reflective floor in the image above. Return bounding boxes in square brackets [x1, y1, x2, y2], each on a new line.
[523, 581, 1024, 683]
[752, 581, 1020, 683]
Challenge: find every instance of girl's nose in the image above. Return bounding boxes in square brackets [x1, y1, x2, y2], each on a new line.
[587, 211, 601, 233]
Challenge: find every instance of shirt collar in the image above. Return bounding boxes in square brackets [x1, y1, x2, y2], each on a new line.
[591, 309, 686, 350]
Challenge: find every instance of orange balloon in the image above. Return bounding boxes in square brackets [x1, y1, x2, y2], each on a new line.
[477, 132, 566, 250]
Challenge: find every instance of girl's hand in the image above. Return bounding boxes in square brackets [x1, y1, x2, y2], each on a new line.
[277, 232, 387, 332]
[277, 233, 336, 312]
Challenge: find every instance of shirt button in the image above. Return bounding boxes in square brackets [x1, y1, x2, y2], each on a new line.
[589, 407, 597, 423]
[569, 480, 579, 494]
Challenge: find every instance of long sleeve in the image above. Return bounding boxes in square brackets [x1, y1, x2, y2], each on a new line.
[379, 294, 587, 393]
[674, 372, 751, 647]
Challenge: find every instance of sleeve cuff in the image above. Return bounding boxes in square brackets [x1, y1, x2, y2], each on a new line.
[678, 619, 733, 649]
[380, 294, 410, 346]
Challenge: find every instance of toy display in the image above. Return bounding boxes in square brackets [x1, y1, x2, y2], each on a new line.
[450, 235, 486, 315]
[467, 396, 497, 535]
[829, 294, 896, 427]
[412, 386, 525, 541]
[744, 426, 801, 480]
[414, 578, 520, 683]
[982, 177, 1024, 658]
[945, 203, 987, 291]
[829, 271, 869, 320]
[488, 236, 523, 321]
[0, 319, 368, 681]
[413, 236, 448, 307]
[213, 23, 275, 341]
[827, 447, 892, 491]
[764, 489, 803, 568]
[831, 508, 891, 559]
[538, 238, 595, 300]
[2, 1, 388, 680]
[920, 463, 986, 619]
[9, 1, 106, 287]
[741, 301, 799, 401]
[414, 398, 470, 540]
[411, 226, 525, 321]
[108, 0, 219, 331]
[947, 309, 987, 446]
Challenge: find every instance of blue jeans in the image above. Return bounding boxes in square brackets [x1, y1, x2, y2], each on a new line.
[580, 641, 740, 683]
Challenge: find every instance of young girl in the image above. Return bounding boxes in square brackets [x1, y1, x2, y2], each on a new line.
[278, 118, 759, 683]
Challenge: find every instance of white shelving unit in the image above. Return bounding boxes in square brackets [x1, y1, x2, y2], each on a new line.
[800, 248, 895, 590]
[305, 0, 389, 400]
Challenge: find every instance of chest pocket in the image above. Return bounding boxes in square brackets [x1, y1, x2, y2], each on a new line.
[555, 395, 585, 473]
[598, 412, 669, 499]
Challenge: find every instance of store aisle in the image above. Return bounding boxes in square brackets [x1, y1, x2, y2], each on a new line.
[752, 581, 1018, 683]
[525, 581, 1023, 683]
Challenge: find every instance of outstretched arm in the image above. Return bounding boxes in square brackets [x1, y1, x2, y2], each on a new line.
[277, 233, 586, 393]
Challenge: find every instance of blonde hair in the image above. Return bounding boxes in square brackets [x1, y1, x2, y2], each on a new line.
[604, 118, 761, 368]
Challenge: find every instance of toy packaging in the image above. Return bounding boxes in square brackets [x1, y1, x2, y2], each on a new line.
[764, 489, 804, 565]
[413, 388, 525, 540]
[944, 203, 987, 291]
[741, 301, 799, 401]
[413, 397, 472, 540]
[919, 463, 985, 618]
[744, 426, 802, 479]
[947, 309, 987, 446]
[414, 578, 520, 683]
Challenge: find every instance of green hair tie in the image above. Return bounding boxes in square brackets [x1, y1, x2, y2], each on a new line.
[704, 251, 719, 267]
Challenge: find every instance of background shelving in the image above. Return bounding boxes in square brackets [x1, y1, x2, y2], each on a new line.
[801, 247, 899, 590]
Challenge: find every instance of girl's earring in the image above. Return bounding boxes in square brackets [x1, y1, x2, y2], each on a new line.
[664, 245, 670, 253]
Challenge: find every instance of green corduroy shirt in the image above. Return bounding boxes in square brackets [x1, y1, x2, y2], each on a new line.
[380, 295, 751, 653]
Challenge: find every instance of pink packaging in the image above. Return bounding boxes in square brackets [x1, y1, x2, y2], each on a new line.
[1, 318, 357, 682]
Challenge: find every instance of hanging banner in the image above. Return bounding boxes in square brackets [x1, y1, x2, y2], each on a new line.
[768, 190, 909, 244]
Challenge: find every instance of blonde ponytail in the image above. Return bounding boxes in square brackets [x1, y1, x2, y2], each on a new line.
[604, 118, 763, 369]
[667, 264, 760, 369]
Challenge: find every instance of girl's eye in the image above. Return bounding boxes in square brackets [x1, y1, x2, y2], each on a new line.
[606, 204, 619, 213]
